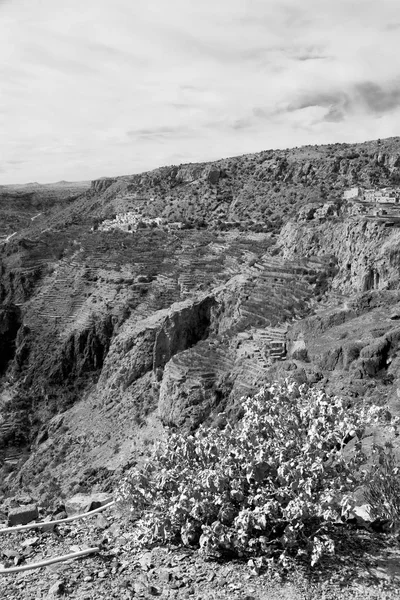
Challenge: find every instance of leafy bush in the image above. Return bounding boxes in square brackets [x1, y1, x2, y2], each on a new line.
[117, 381, 370, 566]
[365, 442, 400, 529]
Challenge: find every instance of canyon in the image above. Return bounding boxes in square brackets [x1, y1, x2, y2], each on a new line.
[2, 136, 400, 505]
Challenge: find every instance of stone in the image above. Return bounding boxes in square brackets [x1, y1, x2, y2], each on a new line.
[290, 340, 308, 362]
[7, 504, 38, 526]
[96, 514, 109, 530]
[148, 585, 162, 596]
[47, 580, 64, 597]
[352, 503, 374, 524]
[14, 494, 34, 505]
[133, 576, 148, 595]
[65, 493, 112, 516]
[206, 167, 220, 185]
[159, 568, 172, 583]
[2, 549, 19, 559]
[41, 516, 56, 532]
[53, 510, 67, 520]
[139, 551, 155, 571]
[21, 536, 39, 547]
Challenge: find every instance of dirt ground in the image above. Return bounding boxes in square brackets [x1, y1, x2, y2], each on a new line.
[1, 504, 400, 600]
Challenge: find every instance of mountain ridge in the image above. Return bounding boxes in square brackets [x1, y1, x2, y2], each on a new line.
[1, 135, 400, 501]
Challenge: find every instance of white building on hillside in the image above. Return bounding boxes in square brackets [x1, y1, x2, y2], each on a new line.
[343, 186, 362, 200]
[343, 186, 400, 204]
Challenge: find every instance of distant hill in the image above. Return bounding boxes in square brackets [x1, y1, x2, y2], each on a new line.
[0, 180, 91, 237]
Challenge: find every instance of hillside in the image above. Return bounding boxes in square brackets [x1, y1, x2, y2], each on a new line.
[2, 136, 400, 596]
[2, 136, 400, 486]
[0, 181, 91, 242]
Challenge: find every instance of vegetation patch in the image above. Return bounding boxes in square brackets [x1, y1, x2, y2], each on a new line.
[117, 380, 393, 568]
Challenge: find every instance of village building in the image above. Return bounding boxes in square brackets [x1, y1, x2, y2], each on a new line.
[343, 186, 400, 204]
[98, 210, 167, 233]
[95, 210, 182, 235]
[343, 186, 362, 200]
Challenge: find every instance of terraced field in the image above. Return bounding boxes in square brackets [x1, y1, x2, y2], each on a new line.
[12, 229, 271, 335]
[0, 187, 337, 490]
[156, 249, 333, 408]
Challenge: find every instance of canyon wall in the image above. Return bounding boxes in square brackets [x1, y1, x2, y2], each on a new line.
[2, 137, 400, 500]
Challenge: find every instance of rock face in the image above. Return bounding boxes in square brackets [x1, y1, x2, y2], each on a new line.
[90, 178, 117, 194]
[98, 295, 217, 406]
[153, 297, 217, 372]
[0, 305, 21, 373]
[279, 214, 400, 294]
[3, 136, 400, 499]
[54, 315, 115, 382]
[158, 351, 232, 430]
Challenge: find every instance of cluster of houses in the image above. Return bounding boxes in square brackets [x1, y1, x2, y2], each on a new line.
[96, 211, 185, 234]
[343, 186, 400, 204]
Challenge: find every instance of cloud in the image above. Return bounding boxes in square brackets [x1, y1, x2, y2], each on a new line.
[127, 125, 193, 140]
[231, 118, 253, 131]
[287, 91, 351, 120]
[6, 159, 26, 165]
[294, 52, 330, 62]
[323, 106, 347, 123]
[385, 22, 400, 30]
[24, 42, 99, 76]
[356, 81, 400, 114]
[1, 0, 400, 183]
[285, 80, 400, 125]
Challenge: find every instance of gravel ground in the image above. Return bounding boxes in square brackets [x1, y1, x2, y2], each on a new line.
[1, 504, 400, 600]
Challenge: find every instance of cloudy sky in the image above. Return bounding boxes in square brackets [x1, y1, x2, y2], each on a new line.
[1, 0, 400, 184]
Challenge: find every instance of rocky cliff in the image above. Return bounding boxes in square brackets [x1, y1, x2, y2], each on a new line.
[279, 207, 400, 294]
[2, 136, 400, 503]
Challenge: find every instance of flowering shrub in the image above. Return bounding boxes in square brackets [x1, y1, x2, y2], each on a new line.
[117, 381, 371, 565]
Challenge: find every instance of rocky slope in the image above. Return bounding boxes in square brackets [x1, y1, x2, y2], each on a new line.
[0, 181, 90, 241]
[1, 497, 399, 600]
[2, 136, 400, 504]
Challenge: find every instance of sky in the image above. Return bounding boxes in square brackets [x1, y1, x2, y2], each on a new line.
[1, 0, 400, 184]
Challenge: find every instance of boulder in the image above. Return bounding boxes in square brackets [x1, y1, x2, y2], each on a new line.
[65, 493, 112, 517]
[351, 503, 374, 526]
[7, 504, 38, 526]
[289, 339, 309, 362]
[206, 167, 220, 185]
[297, 204, 318, 221]
[388, 154, 400, 169]
[47, 580, 64, 597]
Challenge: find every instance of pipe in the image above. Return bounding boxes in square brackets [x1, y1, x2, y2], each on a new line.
[0, 501, 115, 534]
[0, 547, 100, 574]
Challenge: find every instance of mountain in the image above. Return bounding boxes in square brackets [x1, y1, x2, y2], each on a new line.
[0, 180, 91, 243]
[1, 136, 400, 504]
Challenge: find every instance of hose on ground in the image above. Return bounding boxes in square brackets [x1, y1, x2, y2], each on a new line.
[0, 547, 100, 574]
[0, 501, 115, 534]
